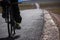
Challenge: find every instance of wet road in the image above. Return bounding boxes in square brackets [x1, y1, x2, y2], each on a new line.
[0, 9, 44, 40]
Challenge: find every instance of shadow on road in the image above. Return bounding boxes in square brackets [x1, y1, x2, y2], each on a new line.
[0, 35, 20, 40]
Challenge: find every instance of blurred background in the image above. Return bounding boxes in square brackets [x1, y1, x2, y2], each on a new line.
[18, 0, 60, 38]
[0, 0, 60, 39]
[0, 0, 60, 28]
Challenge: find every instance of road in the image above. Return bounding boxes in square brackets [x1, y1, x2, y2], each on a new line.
[0, 9, 44, 40]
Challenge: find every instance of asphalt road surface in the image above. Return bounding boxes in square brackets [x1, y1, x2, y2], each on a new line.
[0, 9, 44, 40]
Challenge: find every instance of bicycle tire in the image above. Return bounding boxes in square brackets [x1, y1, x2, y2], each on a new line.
[6, 6, 16, 38]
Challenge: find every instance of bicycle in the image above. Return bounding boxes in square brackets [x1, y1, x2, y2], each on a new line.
[5, 3, 16, 38]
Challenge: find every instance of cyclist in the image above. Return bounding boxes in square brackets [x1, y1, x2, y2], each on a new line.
[0, 0, 22, 29]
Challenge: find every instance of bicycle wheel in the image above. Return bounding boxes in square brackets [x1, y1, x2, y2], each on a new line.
[6, 6, 15, 38]
[7, 12, 13, 37]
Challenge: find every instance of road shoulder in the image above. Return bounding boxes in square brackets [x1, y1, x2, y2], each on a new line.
[41, 9, 59, 40]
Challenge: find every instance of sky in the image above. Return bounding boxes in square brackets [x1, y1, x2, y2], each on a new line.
[18, 0, 30, 2]
[18, 0, 60, 2]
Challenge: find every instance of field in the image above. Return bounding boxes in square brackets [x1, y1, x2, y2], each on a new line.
[47, 8, 60, 14]
[0, 4, 36, 13]
[40, 2, 60, 14]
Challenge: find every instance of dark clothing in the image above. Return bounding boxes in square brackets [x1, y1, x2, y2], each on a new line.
[1, 0, 22, 23]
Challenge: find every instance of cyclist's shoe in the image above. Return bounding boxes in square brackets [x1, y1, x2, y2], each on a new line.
[15, 23, 21, 29]
[14, 16, 22, 23]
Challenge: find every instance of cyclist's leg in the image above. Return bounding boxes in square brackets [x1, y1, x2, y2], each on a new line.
[12, 4, 22, 23]
[11, 4, 22, 29]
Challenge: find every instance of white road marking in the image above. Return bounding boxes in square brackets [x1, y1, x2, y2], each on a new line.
[35, 3, 40, 9]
